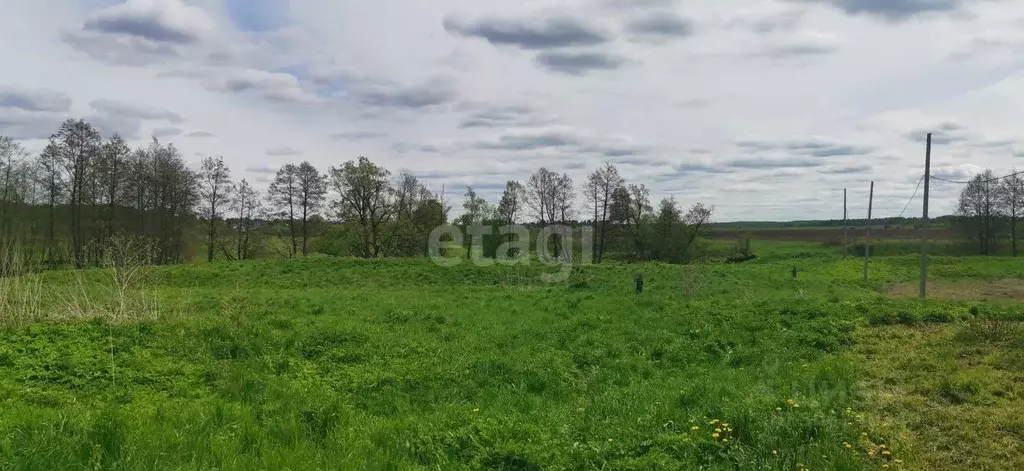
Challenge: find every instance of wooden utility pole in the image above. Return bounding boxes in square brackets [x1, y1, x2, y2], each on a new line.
[843, 188, 848, 257]
[920, 133, 932, 300]
[863, 181, 874, 281]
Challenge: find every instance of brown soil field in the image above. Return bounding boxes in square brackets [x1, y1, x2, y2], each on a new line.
[705, 227, 957, 241]
[884, 279, 1024, 302]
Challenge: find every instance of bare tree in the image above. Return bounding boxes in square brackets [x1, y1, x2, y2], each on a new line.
[295, 161, 326, 256]
[36, 142, 64, 267]
[53, 119, 102, 268]
[584, 163, 622, 263]
[999, 169, 1024, 256]
[95, 134, 130, 260]
[328, 156, 395, 258]
[198, 156, 233, 263]
[958, 170, 1003, 255]
[554, 173, 574, 223]
[268, 164, 299, 257]
[0, 137, 28, 246]
[527, 168, 557, 224]
[149, 141, 197, 264]
[234, 179, 260, 260]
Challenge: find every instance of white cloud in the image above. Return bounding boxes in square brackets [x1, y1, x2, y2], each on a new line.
[1, 0, 1023, 220]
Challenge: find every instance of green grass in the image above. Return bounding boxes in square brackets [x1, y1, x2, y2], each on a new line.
[0, 241, 1021, 469]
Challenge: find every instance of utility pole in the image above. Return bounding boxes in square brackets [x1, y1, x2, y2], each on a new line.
[843, 188, 848, 257]
[863, 181, 874, 281]
[920, 133, 932, 300]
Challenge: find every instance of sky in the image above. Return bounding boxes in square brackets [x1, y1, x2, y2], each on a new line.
[1, 0, 1023, 222]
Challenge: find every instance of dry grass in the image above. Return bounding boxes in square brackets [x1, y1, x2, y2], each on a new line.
[885, 279, 1024, 302]
[855, 324, 1024, 470]
[1, 236, 159, 327]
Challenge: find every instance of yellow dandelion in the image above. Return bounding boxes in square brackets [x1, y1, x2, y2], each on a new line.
[894, 459, 903, 464]
[722, 423, 729, 427]
[882, 450, 891, 456]
[691, 426, 700, 431]
[715, 428, 722, 433]
[722, 439, 729, 444]
[776, 407, 783, 412]
[472, 408, 480, 413]
[712, 433, 720, 439]
[772, 450, 778, 455]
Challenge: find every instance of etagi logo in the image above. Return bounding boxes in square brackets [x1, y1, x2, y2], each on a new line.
[427, 224, 594, 283]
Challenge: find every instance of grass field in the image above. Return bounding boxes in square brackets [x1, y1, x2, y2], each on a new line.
[1, 241, 1022, 470]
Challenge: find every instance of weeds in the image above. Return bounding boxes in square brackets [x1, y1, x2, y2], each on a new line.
[0, 241, 1022, 469]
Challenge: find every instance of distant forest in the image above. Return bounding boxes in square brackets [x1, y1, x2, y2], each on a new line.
[1, 118, 721, 271]
[3, 119, 1021, 272]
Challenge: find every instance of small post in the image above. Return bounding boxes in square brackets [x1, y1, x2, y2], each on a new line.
[863, 181, 874, 281]
[634, 273, 644, 294]
[843, 188, 848, 257]
[920, 133, 932, 300]
[791, 266, 798, 279]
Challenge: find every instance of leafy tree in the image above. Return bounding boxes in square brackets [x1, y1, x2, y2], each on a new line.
[496, 180, 526, 225]
[625, 184, 652, 260]
[651, 197, 683, 262]
[328, 156, 395, 258]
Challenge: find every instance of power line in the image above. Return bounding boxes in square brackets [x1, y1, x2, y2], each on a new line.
[895, 174, 925, 219]
[930, 169, 1024, 185]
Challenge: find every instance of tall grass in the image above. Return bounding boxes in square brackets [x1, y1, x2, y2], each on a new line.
[1, 236, 158, 327]
[0, 243, 43, 328]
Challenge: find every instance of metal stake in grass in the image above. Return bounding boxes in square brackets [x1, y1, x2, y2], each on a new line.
[792, 266, 798, 280]
[634, 273, 644, 295]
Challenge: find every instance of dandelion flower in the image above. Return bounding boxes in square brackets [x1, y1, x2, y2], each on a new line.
[691, 426, 700, 431]
[712, 433, 720, 439]
[715, 428, 722, 433]
[772, 450, 778, 455]
[722, 439, 729, 443]
[776, 407, 783, 412]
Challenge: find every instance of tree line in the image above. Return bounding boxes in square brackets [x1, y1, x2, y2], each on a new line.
[0, 119, 717, 271]
[955, 169, 1024, 256]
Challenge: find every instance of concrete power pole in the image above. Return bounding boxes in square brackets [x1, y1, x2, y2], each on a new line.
[920, 133, 932, 300]
[863, 181, 874, 281]
[843, 188, 848, 257]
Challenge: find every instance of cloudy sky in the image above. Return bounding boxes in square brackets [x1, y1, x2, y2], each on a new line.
[2, 0, 1023, 221]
